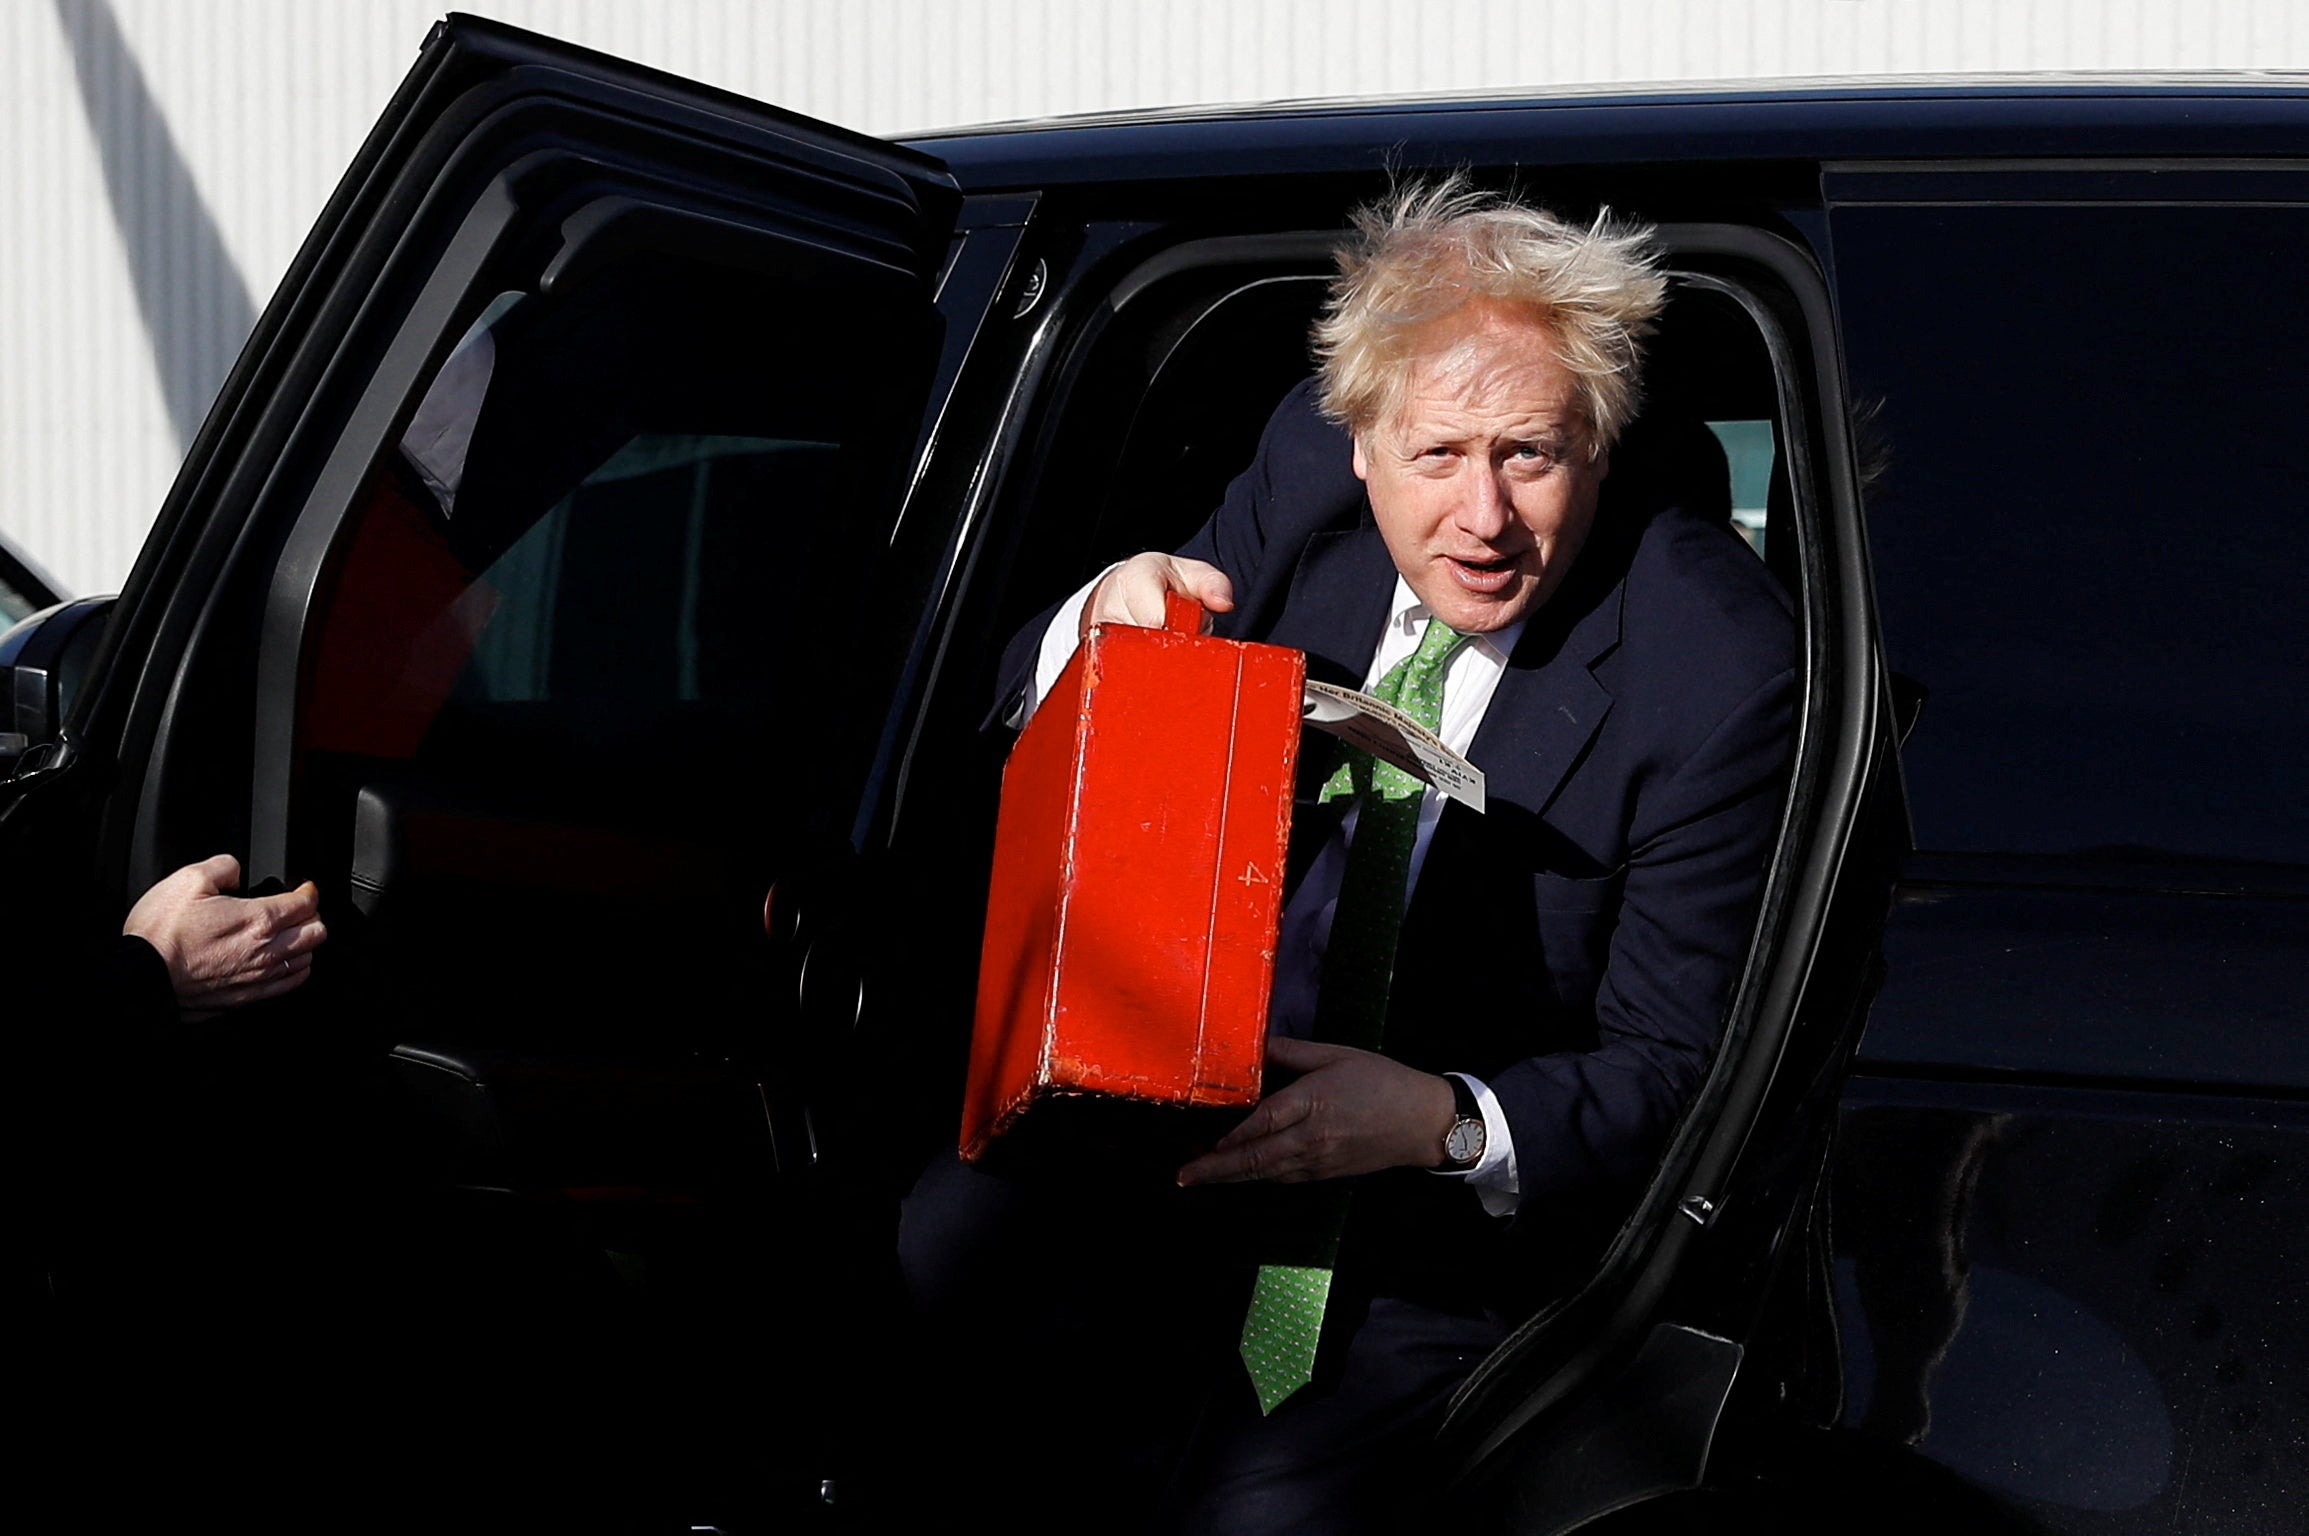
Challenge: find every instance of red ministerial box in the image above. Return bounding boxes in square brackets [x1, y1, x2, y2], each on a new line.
[964, 593, 1305, 1168]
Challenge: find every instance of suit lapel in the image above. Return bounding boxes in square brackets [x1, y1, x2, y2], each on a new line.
[1268, 528, 1391, 889]
[1264, 528, 1397, 689]
[1265, 519, 1631, 812]
[1406, 527, 1630, 945]
[1463, 567, 1623, 819]
[1267, 520, 1630, 890]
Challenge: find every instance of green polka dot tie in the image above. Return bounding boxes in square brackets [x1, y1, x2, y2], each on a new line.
[1240, 617, 1470, 1415]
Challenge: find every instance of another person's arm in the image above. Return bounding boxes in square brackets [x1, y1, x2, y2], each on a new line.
[122, 854, 328, 1022]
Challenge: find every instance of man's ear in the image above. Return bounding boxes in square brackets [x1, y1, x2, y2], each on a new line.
[1595, 445, 1611, 481]
[1351, 433, 1371, 483]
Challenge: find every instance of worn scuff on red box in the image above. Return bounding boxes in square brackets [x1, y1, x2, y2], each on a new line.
[963, 595, 1304, 1166]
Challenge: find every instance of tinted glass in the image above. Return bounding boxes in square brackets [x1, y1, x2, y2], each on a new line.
[0, 577, 38, 628]
[1833, 201, 2309, 867]
[0, 536, 59, 625]
[1707, 418, 1774, 558]
[294, 256, 932, 1045]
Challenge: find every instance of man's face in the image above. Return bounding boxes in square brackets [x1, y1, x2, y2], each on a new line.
[1352, 302, 1608, 634]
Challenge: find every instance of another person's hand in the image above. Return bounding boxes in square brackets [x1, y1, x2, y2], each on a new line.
[1080, 553, 1235, 637]
[1176, 1037, 1453, 1186]
[122, 854, 328, 1021]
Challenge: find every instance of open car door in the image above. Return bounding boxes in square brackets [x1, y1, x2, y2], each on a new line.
[1419, 232, 1894, 1531]
[20, 15, 967, 1527]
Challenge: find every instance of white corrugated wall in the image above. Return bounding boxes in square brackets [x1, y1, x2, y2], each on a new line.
[5, 0, 2306, 594]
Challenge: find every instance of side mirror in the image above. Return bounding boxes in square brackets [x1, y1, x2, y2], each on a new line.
[0, 596, 114, 778]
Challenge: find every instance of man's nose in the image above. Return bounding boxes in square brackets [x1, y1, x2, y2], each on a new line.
[1452, 466, 1515, 542]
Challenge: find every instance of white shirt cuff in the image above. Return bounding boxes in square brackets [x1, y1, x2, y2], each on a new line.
[1011, 563, 1120, 728]
[1440, 1071, 1520, 1219]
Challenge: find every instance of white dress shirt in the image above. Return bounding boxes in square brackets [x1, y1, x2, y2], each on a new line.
[1026, 572, 1524, 1216]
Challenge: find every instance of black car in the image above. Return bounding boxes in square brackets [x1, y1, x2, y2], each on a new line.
[8, 17, 2303, 1532]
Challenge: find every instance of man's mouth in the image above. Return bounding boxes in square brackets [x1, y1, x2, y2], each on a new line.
[1445, 553, 1520, 595]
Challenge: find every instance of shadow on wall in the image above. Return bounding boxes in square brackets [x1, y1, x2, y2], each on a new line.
[52, 0, 255, 454]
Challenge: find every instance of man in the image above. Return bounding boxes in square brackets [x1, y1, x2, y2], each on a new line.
[907, 179, 1796, 1532]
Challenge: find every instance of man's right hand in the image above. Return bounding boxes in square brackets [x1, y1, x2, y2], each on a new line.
[1080, 553, 1235, 637]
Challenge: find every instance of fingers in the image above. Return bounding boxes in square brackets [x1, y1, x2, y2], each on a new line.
[1264, 1035, 1344, 1073]
[259, 882, 329, 967]
[1086, 554, 1237, 632]
[209, 955, 317, 1012]
[1178, 1088, 1318, 1186]
[193, 852, 243, 893]
[1177, 1047, 1456, 1187]
[252, 878, 323, 930]
[253, 912, 328, 980]
[234, 946, 315, 988]
[263, 948, 318, 986]
[1213, 1088, 1311, 1152]
[1168, 557, 1236, 615]
[272, 916, 329, 960]
[251, 889, 328, 972]
[1181, 1040, 1337, 1185]
[1178, 1139, 1285, 1187]
[1087, 556, 1171, 628]
[203, 943, 319, 1008]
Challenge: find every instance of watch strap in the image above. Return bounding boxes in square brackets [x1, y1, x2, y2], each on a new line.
[1447, 1072, 1481, 1125]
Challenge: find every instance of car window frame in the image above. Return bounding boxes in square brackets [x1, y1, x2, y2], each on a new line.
[1439, 224, 1886, 1484]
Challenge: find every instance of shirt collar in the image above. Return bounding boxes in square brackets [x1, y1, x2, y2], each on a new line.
[1385, 575, 1525, 663]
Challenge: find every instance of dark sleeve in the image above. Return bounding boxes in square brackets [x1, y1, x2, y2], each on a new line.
[11, 904, 177, 1059]
[99, 935, 178, 1040]
[987, 377, 1360, 722]
[19, 928, 175, 1248]
[1488, 660, 1799, 1203]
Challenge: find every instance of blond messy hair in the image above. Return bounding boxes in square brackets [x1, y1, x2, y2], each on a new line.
[1313, 177, 1667, 456]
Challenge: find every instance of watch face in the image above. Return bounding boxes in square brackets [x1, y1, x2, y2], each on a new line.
[1445, 1117, 1485, 1167]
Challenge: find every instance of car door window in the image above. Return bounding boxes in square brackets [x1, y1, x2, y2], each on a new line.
[1834, 196, 2309, 869]
[294, 251, 931, 1050]
[1834, 188, 2309, 1087]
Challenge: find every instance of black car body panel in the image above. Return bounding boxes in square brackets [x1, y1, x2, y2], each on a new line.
[915, 80, 2309, 187]
[11, 16, 2304, 1530]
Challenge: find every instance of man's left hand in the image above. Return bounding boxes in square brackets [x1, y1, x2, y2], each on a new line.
[1177, 1036, 1453, 1186]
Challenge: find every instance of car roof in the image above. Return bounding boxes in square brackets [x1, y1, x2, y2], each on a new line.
[904, 72, 2309, 192]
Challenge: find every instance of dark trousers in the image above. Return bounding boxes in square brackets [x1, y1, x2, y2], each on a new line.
[896, 1151, 1506, 1535]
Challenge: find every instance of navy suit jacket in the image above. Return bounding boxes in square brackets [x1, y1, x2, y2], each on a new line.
[997, 378, 1796, 1307]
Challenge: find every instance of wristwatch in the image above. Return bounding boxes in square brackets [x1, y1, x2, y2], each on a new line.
[1440, 1074, 1487, 1171]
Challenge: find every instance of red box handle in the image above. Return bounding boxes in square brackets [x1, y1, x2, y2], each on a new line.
[1163, 589, 1207, 635]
